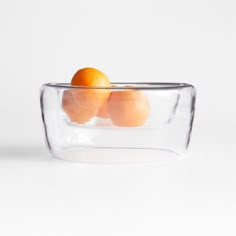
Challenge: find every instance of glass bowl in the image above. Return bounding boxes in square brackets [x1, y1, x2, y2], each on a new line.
[40, 83, 196, 163]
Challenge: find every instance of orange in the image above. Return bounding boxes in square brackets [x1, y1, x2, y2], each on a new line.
[107, 90, 150, 127]
[62, 90, 97, 124]
[96, 85, 117, 118]
[96, 99, 110, 118]
[71, 67, 110, 88]
[64, 67, 110, 124]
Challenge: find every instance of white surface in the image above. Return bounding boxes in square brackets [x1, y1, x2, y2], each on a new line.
[0, 143, 235, 236]
[0, 0, 236, 235]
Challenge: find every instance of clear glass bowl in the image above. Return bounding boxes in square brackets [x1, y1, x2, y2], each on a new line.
[40, 83, 196, 163]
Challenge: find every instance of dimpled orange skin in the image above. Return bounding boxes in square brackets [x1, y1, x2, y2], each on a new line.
[107, 90, 150, 127]
[68, 67, 110, 123]
[62, 90, 97, 124]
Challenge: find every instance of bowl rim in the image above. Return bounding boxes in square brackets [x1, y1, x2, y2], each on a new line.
[43, 82, 195, 90]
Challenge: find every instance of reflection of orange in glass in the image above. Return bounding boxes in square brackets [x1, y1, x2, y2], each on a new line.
[107, 90, 150, 127]
[63, 67, 111, 124]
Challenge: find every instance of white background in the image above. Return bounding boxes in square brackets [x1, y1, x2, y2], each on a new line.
[0, 0, 235, 235]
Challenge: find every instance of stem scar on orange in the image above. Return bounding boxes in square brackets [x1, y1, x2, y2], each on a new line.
[107, 90, 150, 127]
[63, 67, 111, 124]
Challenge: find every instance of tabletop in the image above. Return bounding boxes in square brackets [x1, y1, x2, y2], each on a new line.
[0, 136, 235, 236]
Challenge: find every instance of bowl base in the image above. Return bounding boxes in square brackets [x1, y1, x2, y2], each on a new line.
[52, 147, 185, 164]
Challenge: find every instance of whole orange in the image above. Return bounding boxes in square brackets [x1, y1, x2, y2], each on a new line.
[107, 90, 150, 127]
[66, 67, 110, 123]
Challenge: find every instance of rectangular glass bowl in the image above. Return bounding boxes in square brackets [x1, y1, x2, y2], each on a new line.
[40, 83, 196, 163]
